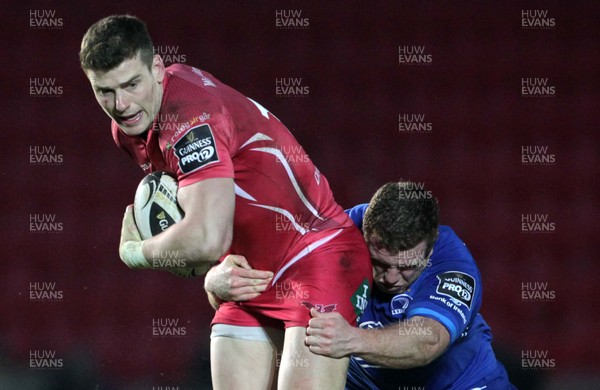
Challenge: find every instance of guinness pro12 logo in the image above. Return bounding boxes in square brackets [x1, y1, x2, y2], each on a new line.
[174, 124, 219, 174]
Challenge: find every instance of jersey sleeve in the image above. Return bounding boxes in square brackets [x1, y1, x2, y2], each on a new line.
[405, 269, 477, 343]
[345, 203, 368, 230]
[164, 110, 235, 187]
[403, 228, 481, 343]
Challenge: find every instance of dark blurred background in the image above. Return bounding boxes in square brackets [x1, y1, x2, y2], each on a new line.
[1, 1, 598, 389]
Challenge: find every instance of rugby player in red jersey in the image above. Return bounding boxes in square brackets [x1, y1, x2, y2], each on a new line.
[80, 15, 371, 389]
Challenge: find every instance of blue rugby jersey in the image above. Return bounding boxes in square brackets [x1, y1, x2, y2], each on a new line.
[345, 204, 513, 390]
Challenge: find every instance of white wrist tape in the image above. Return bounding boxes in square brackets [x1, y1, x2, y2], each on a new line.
[120, 241, 149, 269]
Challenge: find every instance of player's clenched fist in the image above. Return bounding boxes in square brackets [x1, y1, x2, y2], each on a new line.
[305, 308, 359, 358]
[119, 205, 150, 269]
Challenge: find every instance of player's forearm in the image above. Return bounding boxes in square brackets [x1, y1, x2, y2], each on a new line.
[140, 177, 234, 268]
[352, 318, 447, 369]
[142, 218, 231, 267]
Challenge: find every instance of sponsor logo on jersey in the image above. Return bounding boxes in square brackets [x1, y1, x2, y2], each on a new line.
[435, 271, 475, 309]
[359, 320, 384, 329]
[173, 124, 219, 174]
[390, 294, 412, 316]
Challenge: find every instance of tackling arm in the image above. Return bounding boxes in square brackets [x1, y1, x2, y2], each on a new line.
[306, 311, 450, 368]
[203, 254, 274, 309]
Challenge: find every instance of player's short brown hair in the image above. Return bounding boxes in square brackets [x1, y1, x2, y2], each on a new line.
[79, 15, 154, 71]
[363, 181, 439, 255]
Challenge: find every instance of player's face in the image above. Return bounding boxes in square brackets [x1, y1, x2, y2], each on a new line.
[368, 240, 430, 295]
[86, 53, 165, 136]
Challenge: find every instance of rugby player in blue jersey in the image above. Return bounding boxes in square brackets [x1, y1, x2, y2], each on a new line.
[205, 182, 515, 389]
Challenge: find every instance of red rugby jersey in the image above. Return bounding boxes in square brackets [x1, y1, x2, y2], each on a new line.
[112, 64, 355, 273]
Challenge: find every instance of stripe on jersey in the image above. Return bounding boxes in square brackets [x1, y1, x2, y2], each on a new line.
[234, 183, 257, 201]
[240, 132, 273, 149]
[271, 229, 343, 285]
[251, 204, 309, 235]
[250, 147, 323, 221]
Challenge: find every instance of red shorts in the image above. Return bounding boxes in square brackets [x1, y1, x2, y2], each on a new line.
[212, 227, 373, 328]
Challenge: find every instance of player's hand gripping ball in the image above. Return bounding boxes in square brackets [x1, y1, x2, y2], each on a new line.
[129, 171, 211, 277]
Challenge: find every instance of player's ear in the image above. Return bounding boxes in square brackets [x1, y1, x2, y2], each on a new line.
[152, 54, 165, 83]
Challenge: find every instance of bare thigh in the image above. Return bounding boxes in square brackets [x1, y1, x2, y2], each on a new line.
[211, 326, 285, 390]
[277, 326, 349, 390]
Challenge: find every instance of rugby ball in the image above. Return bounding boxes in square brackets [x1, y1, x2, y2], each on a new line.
[133, 171, 184, 240]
